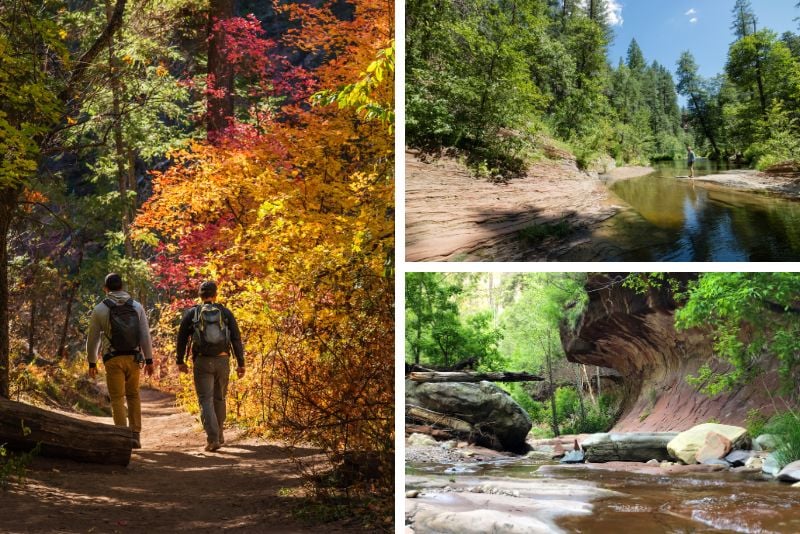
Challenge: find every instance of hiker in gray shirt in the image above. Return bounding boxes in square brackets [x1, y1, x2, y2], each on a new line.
[86, 273, 154, 448]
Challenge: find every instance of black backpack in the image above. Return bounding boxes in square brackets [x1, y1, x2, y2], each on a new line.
[192, 303, 230, 356]
[103, 299, 141, 354]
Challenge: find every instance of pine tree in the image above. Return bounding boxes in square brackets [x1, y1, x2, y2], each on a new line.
[732, 0, 758, 40]
[626, 39, 646, 74]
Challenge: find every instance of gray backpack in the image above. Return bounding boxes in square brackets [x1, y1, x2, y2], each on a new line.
[192, 303, 230, 356]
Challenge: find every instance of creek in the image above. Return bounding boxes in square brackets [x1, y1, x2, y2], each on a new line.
[569, 161, 800, 261]
[407, 455, 800, 533]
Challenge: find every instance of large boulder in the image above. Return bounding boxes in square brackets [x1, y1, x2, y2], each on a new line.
[406, 380, 532, 452]
[667, 423, 748, 464]
[581, 432, 678, 463]
[695, 432, 732, 463]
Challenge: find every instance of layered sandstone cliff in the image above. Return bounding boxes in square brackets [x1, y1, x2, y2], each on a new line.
[561, 273, 784, 432]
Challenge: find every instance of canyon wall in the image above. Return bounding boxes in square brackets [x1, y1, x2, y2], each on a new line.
[561, 273, 784, 432]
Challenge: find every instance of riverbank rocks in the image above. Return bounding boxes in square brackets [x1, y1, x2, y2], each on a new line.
[754, 434, 779, 451]
[777, 461, 800, 482]
[695, 432, 732, 463]
[406, 380, 532, 452]
[724, 450, 754, 467]
[581, 432, 678, 463]
[667, 424, 748, 464]
[407, 433, 438, 448]
[762, 454, 781, 476]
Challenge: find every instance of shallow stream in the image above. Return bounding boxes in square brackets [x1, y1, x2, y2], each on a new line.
[407, 456, 800, 533]
[570, 161, 800, 261]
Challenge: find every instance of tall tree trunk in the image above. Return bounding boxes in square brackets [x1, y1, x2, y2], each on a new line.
[27, 255, 38, 362]
[574, 366, 586, 423]
[107, 0, 134, 258]
[0, 190, 18, 398]
[545, 332, 559, 437]
[690, 92, 721, 157]
[207, 0, 235, 139]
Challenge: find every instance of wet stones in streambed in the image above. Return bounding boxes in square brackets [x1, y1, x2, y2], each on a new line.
[776, 460, 800, 483]
[405, 475, 623, 534]
[581, 432, 678, 463]
[724, 450, 754, 467]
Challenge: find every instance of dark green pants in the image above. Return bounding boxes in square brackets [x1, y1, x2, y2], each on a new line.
[193, 356, 229, 444]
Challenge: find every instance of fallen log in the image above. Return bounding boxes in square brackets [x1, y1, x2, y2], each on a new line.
[0, 398, 132, 466]
[409, 371, 544, 383]
[406, 405, 473, 433]
[406, 424, 456, 441]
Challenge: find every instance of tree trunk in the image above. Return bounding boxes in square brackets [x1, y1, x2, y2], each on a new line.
[106, 0, 134, 258]
[0, 189, 19, 399]
[207, 0, 235, 139]
[574, 366, 586, 422]
[409, 371, 544, 383]
[545, 333, 559, 437]
[0, 398, 132, 466]
[406, 405, 473, 434]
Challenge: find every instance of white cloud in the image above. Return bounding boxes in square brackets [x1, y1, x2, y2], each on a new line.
[578, 0, 624, 26]
[685, 8, 697, 16]
[607, 0, 624, 26]
[690, 17, 698, 24]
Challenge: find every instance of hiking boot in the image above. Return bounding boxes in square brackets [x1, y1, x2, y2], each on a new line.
[204, 441, 221, 452]
[132, 432, 141, 449]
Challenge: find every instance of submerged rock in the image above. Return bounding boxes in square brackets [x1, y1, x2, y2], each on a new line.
[777, 460, 800, 482]
[700, 458, 731, 468]
[695, 432, 732, 463]
[667, 423, 748, 464]
[581, 432, 678, 463]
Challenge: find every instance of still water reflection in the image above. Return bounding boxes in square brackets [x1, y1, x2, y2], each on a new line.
[598, 161, 800, 261]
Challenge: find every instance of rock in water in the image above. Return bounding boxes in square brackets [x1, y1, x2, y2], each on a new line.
[406, 379, 532, 452]
[695, 432, 732, 463]
[776, 460, 800, 482]
[581, 432, 679, 463]
[763, 454, 781, 477]
[560, 450, 585, 464]
[667, 423, 748, 464]
[724, 450, 754, 467]
[700, 458, 731, 468]
[745, 456, 764, 470]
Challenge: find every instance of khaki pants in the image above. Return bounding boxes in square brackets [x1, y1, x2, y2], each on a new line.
[193, 356, 230, 444]
[105, 356, 141, 432]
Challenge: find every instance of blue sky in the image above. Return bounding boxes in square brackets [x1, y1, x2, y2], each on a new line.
[606, 0, 799, 80]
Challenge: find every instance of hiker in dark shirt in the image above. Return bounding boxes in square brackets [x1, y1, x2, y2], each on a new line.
[176, 281, 245, 451]
[687, 146, 697, 178]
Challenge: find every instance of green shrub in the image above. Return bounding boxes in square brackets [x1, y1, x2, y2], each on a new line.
[765, 411, 800, 467]
[745, 408, 769, 439]
[0, 442, 40, 490]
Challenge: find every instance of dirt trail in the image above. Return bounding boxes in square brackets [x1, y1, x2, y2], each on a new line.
[405, 151, 626, 262]
[1, 388, 341, 534]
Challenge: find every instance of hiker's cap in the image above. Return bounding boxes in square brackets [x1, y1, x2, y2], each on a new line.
[199, 280, 218, 298]
[104, 273, 123, 291]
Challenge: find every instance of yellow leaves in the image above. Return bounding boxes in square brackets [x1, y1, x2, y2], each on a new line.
[58, 29, 67, 40]
[122, 54, 134, 65]
[156, 64, 169, 77]
[66, 116, 77, 125]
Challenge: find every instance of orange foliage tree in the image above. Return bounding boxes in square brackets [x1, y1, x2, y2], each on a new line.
[134, 0, 393, 492]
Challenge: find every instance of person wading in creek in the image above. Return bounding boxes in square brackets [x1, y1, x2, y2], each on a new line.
[176, 281, 245, 452]
[87, 273, 154, 449]
[687, 145, 697, 178]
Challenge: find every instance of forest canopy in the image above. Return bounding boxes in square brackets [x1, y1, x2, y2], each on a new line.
[406, 0, 800, 173]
